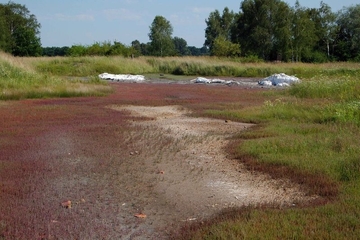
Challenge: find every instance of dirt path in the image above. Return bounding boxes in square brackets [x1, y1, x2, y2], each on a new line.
[107, 105, 318, 238]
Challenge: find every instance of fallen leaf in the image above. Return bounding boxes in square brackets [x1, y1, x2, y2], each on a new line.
[134, 213, 147, 218]
[61, 200, 72, 209]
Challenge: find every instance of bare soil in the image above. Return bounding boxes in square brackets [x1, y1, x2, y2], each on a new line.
[107, 105, 318, 239]
[0, 81, 318, 239]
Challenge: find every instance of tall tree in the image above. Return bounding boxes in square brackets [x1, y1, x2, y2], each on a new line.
[12, 25, 41, 56]
[290, 1, 318, 62]
[233, 0, 292, 60]
[334, 4, 360, 61]
[0, 9, 9, 51]
[173, 37, 190, 56]
[148, 16, 175, 56]
[131, 40, 142, 56]
[308, 1, 336, 59]
[204, 10, 222, 52]
[0, 2, 42, 56]
[205, 7, 237, 53]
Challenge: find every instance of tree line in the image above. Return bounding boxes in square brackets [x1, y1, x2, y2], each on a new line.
[205, 0, 360, 62]
[40, 15, 209, 57]
[1, 1, 360, 62]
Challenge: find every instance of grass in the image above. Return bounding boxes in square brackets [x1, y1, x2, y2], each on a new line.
[21, 55, 360, 79]
[0, 52, 112, 100]
[174, 71, 360, 239]
[31, 55, 154, 77]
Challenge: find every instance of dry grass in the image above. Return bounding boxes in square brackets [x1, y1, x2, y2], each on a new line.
[0, 52, 113, 100]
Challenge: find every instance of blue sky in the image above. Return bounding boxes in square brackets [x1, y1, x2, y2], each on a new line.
[4, 0, 359, 48]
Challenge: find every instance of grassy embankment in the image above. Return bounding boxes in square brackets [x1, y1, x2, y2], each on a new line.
[0, 52, 112, 100]
[2, 54, 360, 238]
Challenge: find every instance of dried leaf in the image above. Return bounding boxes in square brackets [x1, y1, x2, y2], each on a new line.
[134, 213, 147, 218]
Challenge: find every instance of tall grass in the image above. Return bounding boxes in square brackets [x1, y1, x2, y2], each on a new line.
[22, 55, 360, 79]
[0, 52, 112, 100]
[32, 56, 154, 76]
[146, 57, 360, 78]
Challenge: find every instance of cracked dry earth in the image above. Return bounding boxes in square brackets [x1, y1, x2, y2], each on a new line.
[0, 98, 319, 239]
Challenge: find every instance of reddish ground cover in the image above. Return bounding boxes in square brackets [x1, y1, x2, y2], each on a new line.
[0, 82, 273, 239]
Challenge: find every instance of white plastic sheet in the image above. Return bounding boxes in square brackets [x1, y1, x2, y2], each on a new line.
[98, 73, 146, 82]
[258, 73, 300, 87]
[192, 77, 237, 85]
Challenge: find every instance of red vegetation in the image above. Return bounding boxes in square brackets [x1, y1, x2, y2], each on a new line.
[0, 82, 332, 238]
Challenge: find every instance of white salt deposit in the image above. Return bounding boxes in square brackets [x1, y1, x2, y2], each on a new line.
[98, 73, 146, 82]
[258, 73, 300, 87]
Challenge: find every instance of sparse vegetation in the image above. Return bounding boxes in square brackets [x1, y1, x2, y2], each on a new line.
[1, 54, 360, 239]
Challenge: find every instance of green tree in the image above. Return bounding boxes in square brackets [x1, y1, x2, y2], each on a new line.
[68, 44, 87, 56]
[107, 41, 132, 57]
[233, 0, 292, 61]
[42, 46, 69, 56]
[148, 16, 175, 56]
[131, 40, 142, 56]
[187, 46, 209, 56]
[334, 4, 360, 61]
[12, 25, 41, 56]
[308, 1, 336, 60]
[173, 37, 190, 56]
[0, 6, 10, 51]
[140, 43, 150, 56]
[211, 36, 240, 57]
[87, 42, 105, 56]
[205, 7, 236, 53]
[0, 1, 42, 56]
[290, 1, 318, 62]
